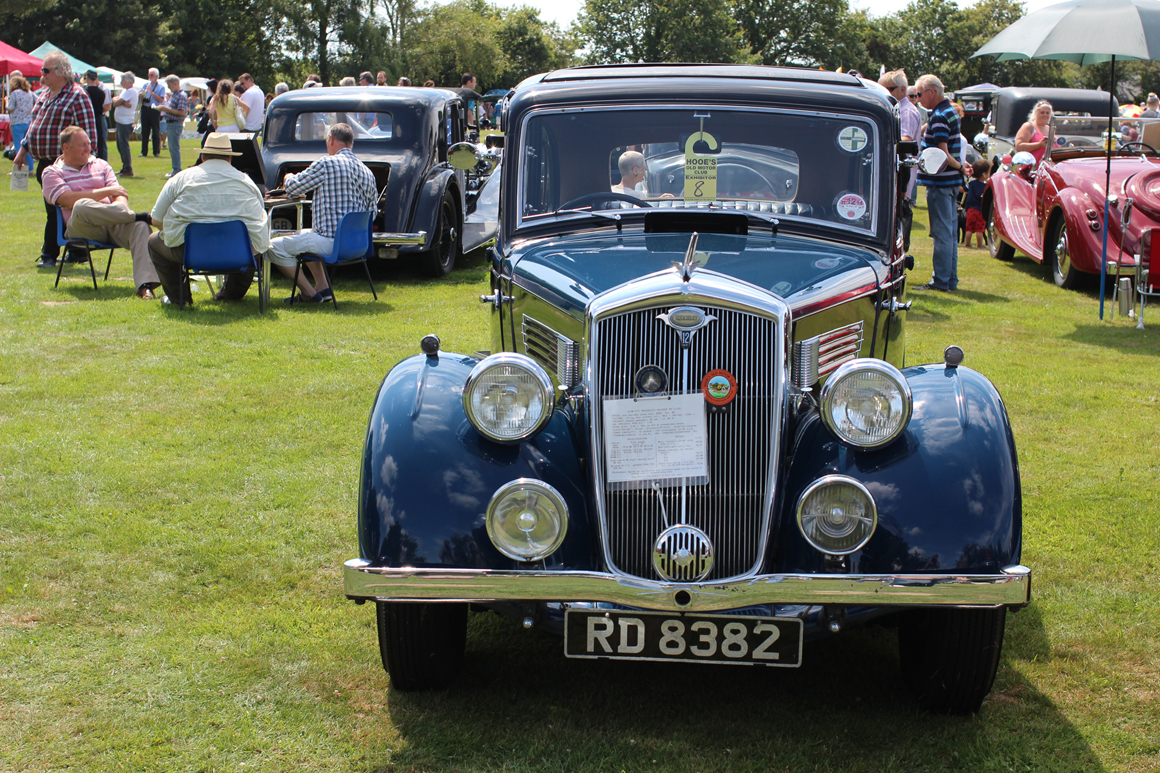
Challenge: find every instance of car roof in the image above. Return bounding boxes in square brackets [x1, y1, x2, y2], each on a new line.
[267, 86, 460, 111]
[508, 64, 893, 121]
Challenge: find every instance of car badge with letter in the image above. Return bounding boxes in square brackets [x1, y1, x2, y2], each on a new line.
[634, 365, 668, 396]
[658, 303, 717, 349]
[700, 369, 737, 406]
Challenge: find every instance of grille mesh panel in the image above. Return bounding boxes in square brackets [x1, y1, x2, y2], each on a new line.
[594, 305, 780, 581]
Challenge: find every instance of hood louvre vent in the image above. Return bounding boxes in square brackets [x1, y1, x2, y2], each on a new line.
[793, 321, 864, 388]
[523, 315, 581, 387]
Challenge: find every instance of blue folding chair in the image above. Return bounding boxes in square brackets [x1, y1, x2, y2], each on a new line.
[291, 211, 377, 309]
[55, 206, 116, 291]
[183, 220, 264, 313]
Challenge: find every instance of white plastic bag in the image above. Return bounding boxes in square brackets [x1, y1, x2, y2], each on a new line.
[10, 166, 29, 192]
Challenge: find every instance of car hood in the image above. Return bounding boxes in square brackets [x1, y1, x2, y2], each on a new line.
[509, 231, 883, 317]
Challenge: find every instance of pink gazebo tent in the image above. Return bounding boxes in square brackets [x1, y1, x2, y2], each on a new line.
[1, 40, 43, 77]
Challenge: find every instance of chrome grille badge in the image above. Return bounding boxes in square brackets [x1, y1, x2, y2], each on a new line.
[653, 525, 715, 582]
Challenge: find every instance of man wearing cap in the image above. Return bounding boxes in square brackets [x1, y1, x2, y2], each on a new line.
[12, 51, 97, 270]
[156, 75, 188, 178]
[146, 133, 269, 305]
[42, 126, 159, 297]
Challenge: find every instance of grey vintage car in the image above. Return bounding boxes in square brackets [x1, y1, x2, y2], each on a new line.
[261, 87, 499, 275]
[344, 64, 1031, 714]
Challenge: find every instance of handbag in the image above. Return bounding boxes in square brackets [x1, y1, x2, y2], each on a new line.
[233, 97, 247, 130]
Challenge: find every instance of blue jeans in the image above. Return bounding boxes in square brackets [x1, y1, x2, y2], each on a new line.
[925, 185, 959, 290]
[11, 122, 29, 149]
[166, 121, 182, 173]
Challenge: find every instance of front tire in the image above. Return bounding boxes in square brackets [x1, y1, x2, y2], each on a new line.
[1046, 214, 1081, 288]
[420, 189, 462, 277]
[898, 606, 1007, 714]
[376, 601, 468, 691]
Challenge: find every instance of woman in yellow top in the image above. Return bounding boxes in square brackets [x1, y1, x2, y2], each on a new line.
[210, 79, 241, 133]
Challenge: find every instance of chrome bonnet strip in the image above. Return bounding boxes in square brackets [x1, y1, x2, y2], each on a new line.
[345, 560, 1033, 611]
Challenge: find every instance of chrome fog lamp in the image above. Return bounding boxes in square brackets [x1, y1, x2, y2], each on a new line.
[819, 359, 912, 448]
[486, 479, 569, 561]
[796, 476, 877, 555]
[463, 353, 554, 442]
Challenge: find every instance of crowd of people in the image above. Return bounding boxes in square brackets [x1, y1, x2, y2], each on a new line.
[7, 50, 408, 307]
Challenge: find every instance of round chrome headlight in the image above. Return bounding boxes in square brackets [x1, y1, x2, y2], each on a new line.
[486, 478, 568, 561]
[796, 476, 877, 555]
[463, 353, 554, 442]
[819, 359, 912, 448]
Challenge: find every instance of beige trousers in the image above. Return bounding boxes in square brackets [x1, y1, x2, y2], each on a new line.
[65, 198, 159, 289]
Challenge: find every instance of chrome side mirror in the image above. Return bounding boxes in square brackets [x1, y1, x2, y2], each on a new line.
[448, 142, 479, 170]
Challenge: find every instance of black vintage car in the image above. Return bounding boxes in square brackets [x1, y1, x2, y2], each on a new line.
[344, 64, 1030, 714]
[261, 87, 499, 276]
[981, 86, 1118, 171]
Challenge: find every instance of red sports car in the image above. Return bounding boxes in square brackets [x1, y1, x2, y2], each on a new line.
[985, 117, 1160, 288]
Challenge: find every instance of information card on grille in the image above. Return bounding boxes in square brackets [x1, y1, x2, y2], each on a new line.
[603, 393, 707, 484]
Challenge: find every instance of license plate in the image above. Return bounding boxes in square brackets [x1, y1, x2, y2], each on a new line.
[564, 610, 802, 667]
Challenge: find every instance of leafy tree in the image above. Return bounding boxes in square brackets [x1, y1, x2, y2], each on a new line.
[0, 0, 172, 75]
[281, 0, 370, 84]
[164, 0, 285, 85]
[734, 0, 858, 69]
[493, 6, 576, 88]
[577, 0, 755, 65]
[406, 0, 506, 87]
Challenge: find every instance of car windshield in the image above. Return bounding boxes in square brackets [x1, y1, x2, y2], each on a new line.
[519, 106, 880, 235]
[1050, 115, 1160, 152]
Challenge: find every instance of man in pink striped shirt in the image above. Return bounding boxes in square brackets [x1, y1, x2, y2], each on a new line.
[42, 127, 159, 298]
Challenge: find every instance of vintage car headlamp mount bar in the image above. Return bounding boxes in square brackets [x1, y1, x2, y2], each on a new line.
[819, 359, 913, 449]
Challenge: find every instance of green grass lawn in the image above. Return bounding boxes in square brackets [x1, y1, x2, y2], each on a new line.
[1, 145, 1158, 772]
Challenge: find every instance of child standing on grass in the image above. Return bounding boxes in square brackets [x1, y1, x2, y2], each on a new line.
[963, 165, 988, 249]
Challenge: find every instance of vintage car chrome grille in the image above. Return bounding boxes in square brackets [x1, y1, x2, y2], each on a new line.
[523, 315, 581, 387]
[792, 321, 864, 388]
[594, 305, 781, 582]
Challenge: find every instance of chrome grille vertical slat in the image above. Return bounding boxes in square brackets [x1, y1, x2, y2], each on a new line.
[593, 302, 781, 581]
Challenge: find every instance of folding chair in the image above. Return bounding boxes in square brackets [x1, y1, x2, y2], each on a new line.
[182, 220, 264, 313]
[54, 206, 116, 291]
[1135, 227, 1160, 329]
[291, 211, 377, 310]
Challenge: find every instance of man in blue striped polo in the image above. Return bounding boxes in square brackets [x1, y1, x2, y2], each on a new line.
[916, 74, 972, 292]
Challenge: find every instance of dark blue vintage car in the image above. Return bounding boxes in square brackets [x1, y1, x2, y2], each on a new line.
[343, 64, 1030, 713]
[262, 87, 499, 276]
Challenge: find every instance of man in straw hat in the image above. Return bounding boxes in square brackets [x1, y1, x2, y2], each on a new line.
[145, 132, 269, 305]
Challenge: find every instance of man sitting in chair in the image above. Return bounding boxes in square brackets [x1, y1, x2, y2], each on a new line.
[41, 126, 160, 298]
[268, 122, 377, 304]
[146, 132, 270, 306]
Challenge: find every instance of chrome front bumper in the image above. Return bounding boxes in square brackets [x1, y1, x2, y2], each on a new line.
[344, 559, 1031, 612]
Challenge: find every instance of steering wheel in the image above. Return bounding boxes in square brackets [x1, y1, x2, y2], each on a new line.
[560, 192, 652, 210]
[1119, 141, 1158, 156]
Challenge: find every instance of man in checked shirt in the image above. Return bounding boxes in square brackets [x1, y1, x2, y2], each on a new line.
[268, 122, 377, 304]
[11, 51, 97, 270]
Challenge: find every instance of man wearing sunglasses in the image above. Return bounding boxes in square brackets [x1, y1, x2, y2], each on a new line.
[915, 74, 971, 292]
[11, 51, 97, 270]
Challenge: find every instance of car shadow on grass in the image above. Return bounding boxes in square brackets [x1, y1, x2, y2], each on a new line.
[371, 606, 1104, 773]
[1064, 322, 1160, 354]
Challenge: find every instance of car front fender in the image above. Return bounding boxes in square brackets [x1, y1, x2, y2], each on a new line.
[987, 170, 1038, 259]
[775, 361, 1021, 576]
[358, 351, 596, 570]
